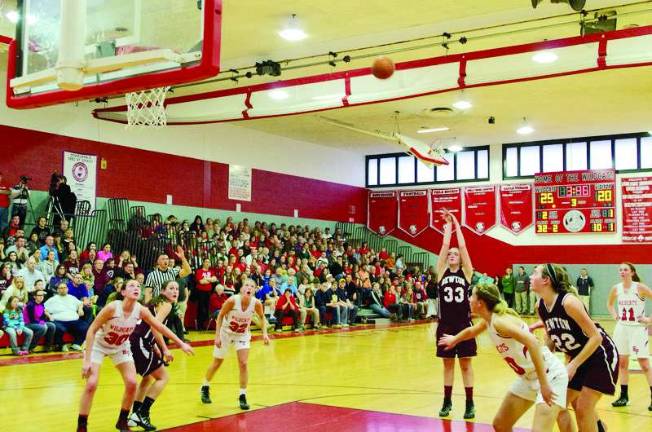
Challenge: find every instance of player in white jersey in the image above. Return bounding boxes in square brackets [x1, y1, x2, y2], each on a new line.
[77, 279, 194, 432]
[607, 262, 652, 410]
[201, 278, 270, 410]
[439, 283, 568, 432]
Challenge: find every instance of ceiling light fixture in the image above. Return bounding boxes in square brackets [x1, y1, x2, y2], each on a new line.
[268, 89, 289, 100]
[5, 11, 19, 23]
[448, 144, 463, 152]
[417, 127, 449, 134]
[517, 118, 535, 135]
[532, 50, 558, 63]
[452, 92, 472, 110]
[279, 14, 307, 41]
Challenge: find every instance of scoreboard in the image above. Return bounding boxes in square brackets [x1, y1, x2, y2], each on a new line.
[534, 169, 616, 234]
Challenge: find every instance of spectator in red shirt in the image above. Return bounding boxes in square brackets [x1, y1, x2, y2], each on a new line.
[378, 247, 390, 261]
[208, 284, 229, 327]
[274, 288, 300, 332]
[194, 258, 216, 330]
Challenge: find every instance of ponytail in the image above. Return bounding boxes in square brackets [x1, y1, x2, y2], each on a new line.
[474, 284, 520, 318]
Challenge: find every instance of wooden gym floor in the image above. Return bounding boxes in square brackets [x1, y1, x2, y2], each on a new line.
[1, 319, 650, 432]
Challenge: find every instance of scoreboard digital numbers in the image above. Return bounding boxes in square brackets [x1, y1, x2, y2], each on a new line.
[534, 169, 616, 234]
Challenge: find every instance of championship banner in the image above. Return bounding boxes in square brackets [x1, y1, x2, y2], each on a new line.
[463, 185, 497, 235]
[398, 190, 429, 237]
[621, 176, 652, 243]
[63, 151, 97, 211]
[499, 184, 534, 235]
[429, 188, 462, 234]
[367, 191, 398, 236]
[534, 169, 616, 234]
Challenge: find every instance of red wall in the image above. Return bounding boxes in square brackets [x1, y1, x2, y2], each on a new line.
[0, 125, 367, 223]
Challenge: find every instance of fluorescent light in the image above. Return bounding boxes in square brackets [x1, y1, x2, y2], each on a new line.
[268, 89, 289, 100]
[452, 100, 472, 110]
[5, 11, 19, 23]
[532, 51, 558, 64]
[448, 144, 463, 152]
[417, 127, 449, 134]
[517, 125, 535, 135]
[312, 93, 344, 101]
[279, 14, 307, 41]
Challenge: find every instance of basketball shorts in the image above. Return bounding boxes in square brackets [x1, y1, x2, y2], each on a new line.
[436, 323, 477, 358]
[90, 342, 134, 366]
[131, 338, 165, 376]
[509, 348, 568, 408]
[613, 323, 649, 358]
[568, 334, 618, 395]
[212, 329, 251, 359]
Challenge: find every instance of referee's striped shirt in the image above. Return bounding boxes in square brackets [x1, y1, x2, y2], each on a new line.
[145, 267, 180, 297]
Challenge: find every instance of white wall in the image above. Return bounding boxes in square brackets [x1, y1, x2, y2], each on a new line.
[0, 71, 365, 187]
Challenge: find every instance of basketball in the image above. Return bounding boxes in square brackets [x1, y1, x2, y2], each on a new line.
[371, 56, 395, 79]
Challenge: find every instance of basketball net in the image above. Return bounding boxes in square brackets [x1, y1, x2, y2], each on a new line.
[125, 86, 170, 128]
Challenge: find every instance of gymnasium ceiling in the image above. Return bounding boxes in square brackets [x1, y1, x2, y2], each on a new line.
[1, 0, 652, 154]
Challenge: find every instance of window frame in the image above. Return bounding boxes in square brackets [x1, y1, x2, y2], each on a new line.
[502, 132, 652, 180]
[365, 145, 490, 188]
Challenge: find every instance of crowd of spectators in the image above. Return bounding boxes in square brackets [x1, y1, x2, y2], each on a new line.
[0, 209, 445, 356]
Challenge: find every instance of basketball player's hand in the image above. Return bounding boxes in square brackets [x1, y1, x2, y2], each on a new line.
[163, 350, 174, 363]
[637, 315, 651, 325]
[81, 361, 92, 379]
[437, 334, 457, 350]
[540, 381, 556, 406]
[180, 342, 194, 356]
[214, 335, 222, 348]
[566, 361, 578, 380]
[263, 334, 270, 345]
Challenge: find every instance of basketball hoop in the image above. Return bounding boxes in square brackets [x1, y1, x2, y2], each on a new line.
[125, 86, 170, 128]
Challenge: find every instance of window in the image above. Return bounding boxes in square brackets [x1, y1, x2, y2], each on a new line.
[614, 138, 637, 170]
[367, 158, 378, 186]
[590, 140, 612, 169]
[379, 158, 396, 185]
[566, 142, 587, 170]
[542, 144, 563, 173]
[520, 146, 540, 176]
[365, 145, 490, 187]
[503, 133, 651, 179]
[397, 156, 415, 184]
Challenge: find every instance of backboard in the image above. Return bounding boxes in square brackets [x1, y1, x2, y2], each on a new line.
[6, 0, 221, 109]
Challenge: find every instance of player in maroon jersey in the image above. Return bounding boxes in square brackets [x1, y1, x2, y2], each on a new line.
[533, 263, 618, 432]
[435, 209, 476, 419]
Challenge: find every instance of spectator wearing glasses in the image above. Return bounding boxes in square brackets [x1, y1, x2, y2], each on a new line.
[24, 289, 56, 352]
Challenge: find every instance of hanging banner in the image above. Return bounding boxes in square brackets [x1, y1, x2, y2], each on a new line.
[534, 169, 616, 234]
[429, 188, 462, 234]
[621, 176, 652, 243]
[228, 165, 252, 201]
[463, 185, 497, 235]
[398, 190, 429, 237]
[63, 151, 97, 211]
[367, 191, 398, 236]
[500, 184, 534, 235]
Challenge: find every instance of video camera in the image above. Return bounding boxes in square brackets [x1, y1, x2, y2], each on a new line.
[19, 175, 32, 183]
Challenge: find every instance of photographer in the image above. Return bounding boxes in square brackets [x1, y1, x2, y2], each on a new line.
[0, 172, 10, 233]
[10, 175, 30, 228]
[49, 173, 77, 228]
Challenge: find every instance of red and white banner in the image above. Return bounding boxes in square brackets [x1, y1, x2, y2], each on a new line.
[621, 177, 652, 243]
[398, 190, 430, 237]
[499, 184, 534, 235]
[429, 188, 462, 234]
[367, 191, 398, 236]
[463, 186, 497, 235]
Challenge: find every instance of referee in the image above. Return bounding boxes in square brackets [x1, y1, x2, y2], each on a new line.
[146, 245, 192, 297]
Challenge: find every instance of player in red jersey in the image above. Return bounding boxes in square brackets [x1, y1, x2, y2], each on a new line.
[435, 210, 476, 419]
[77, 279, 193, 432]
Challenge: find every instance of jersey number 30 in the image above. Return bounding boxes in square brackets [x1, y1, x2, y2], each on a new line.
[443, 286, 465, 303]
[104, 332, 130, 346]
